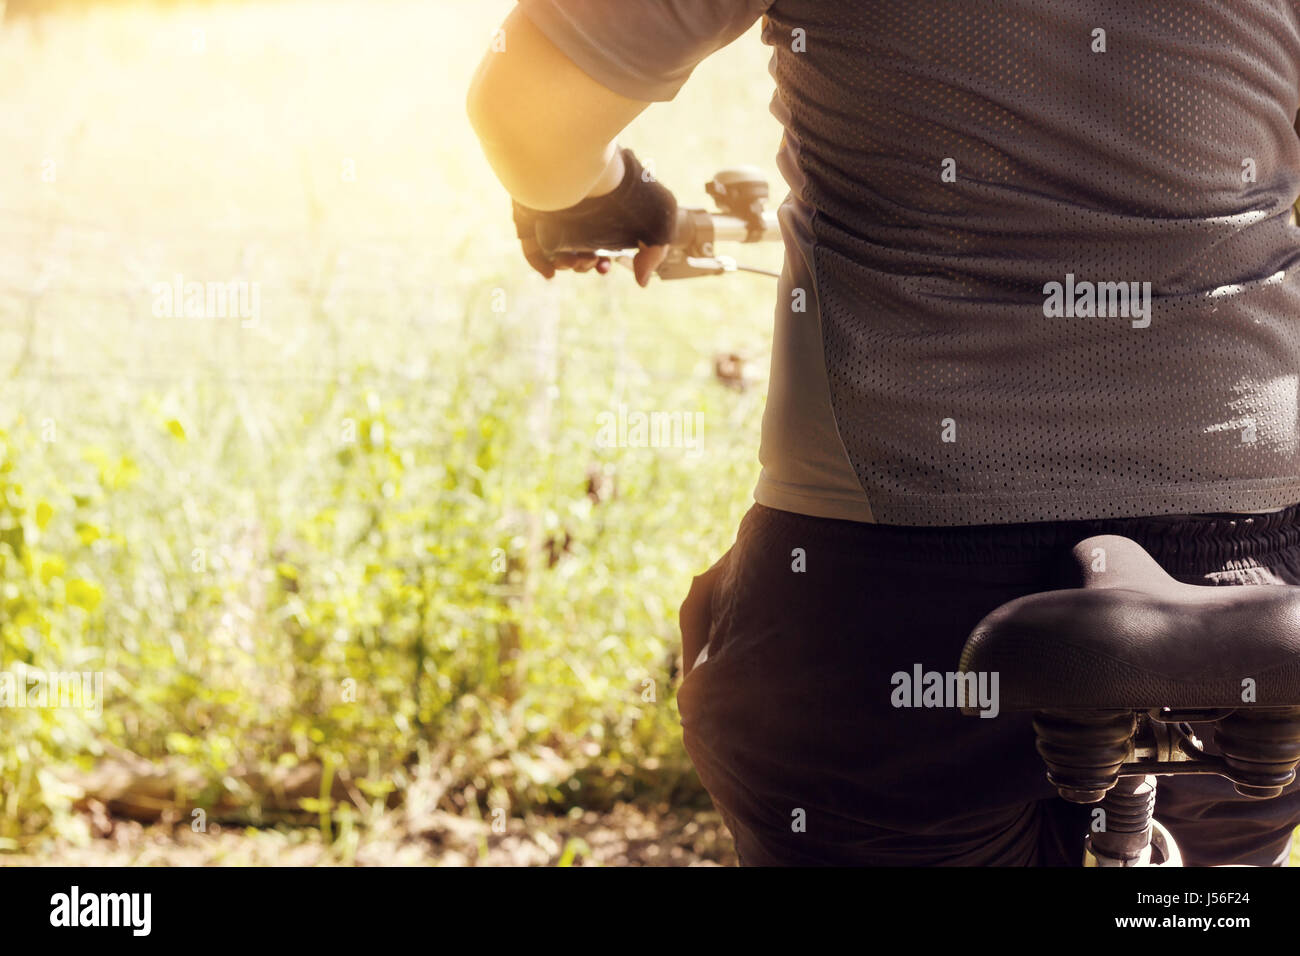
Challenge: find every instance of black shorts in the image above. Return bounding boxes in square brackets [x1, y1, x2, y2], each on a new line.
[677, 502, 1300, 866]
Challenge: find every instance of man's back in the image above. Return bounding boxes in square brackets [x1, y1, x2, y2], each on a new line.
[747, 0, 1300, 525]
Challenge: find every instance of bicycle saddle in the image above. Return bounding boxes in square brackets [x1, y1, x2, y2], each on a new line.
[959, 534, 1300, 712]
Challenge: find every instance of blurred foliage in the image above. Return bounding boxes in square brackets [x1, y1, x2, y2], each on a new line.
[0, 426, 107, 844]
[0, 302, 764, 844]
[0, 0, 781, 846]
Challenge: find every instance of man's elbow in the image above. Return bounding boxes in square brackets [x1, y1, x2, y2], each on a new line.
[467, 81, 545, 202]
[465, 65, 495, 133]
[465, 73, 500, 149]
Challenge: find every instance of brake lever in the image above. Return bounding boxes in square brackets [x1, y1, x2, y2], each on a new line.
[655, 254, 736, 280]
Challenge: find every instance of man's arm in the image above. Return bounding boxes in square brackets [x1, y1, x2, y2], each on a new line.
[466, 7, 647, 212]
[468, 0, 769, 282]
[466, 8, 669, 284]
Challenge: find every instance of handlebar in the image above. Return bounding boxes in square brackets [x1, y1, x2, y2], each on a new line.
[538, 166, 783, 280]
[651, 206, 781, 279]
[693, 210, 781, 245]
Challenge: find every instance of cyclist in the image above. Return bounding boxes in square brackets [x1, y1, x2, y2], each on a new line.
[468, 1, 1300, 865]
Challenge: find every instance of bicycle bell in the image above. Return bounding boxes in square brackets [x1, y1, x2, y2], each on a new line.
[706, 167, 770, 242]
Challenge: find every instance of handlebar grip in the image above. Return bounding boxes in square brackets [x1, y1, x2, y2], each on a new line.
[535, 218, 652, 257]
[535, 207, 778, 257]
[537, 207, 713, 257]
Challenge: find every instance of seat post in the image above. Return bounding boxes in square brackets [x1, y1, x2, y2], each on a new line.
[1087, 774, 1157, 864]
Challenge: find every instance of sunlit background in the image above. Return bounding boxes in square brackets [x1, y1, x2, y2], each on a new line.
[0, 0, 784, 864]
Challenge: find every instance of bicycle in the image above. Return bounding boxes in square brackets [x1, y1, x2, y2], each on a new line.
[958, 533, 1300, 866]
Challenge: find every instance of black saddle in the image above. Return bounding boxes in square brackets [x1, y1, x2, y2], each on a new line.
[959, 534, 1300, 713]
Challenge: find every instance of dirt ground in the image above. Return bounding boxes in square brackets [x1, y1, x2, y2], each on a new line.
[3, 802, 738, 867]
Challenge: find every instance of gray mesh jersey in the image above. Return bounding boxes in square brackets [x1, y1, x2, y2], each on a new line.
[519, 0, 1300, 526]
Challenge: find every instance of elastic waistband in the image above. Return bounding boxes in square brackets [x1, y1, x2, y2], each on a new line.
[751, 502, 1300, 576]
